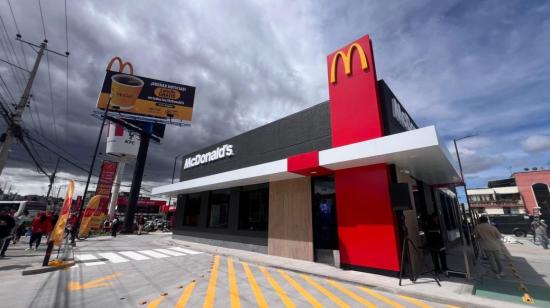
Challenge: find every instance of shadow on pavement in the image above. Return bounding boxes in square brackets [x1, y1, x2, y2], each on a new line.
[0, 264, 32, 271]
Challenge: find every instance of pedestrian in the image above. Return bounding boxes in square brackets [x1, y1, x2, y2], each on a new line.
[111, 217, 119, 237]
[424, 213, 448, 274]
[474, 216, 504, 279]
[12, 210, 30, 244]
[137, 216, 145, 235]
[535, 219, 548, 249]
[531, 218, 540, 244]
[0, 208, 16, 258]
[28, 212, 52, 251]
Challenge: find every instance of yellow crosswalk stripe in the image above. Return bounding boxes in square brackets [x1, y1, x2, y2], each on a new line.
[278, 270, 323, 307]
[227, 258, 240, 308]
[301, 275, 350, 308]
[259, 266, 296, 308]
[357, 286, 405, 308]
[242, 262, 269, 307]
[203, 255, 220, 308]
[175, 281, 196, 308]
[397, 294, 433, 308]
[325, 279, 376, 308]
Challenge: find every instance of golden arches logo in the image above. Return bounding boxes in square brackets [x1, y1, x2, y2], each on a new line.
[107, 56, 134, 74]
[330, 43, 369, 84]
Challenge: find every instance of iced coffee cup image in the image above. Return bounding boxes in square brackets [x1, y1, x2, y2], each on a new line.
[110, 74, 144, 110]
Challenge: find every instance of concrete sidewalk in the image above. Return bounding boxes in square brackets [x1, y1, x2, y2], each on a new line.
[162, 237, 528, 308]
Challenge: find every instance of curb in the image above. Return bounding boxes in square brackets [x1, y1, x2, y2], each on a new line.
[165, 238, 526, 308]
[21, 261, 76, 276]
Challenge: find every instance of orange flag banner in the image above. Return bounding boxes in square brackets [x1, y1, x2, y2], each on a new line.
[50, 180, 75, 247]
[78, 196, 101, 238]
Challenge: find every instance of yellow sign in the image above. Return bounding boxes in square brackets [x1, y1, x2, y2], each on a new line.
[330, 43, 369, 84]
[96, 57, 196, 123]
[68, 273, 122, 291]
[78, 196, 101, 238]
[50, 180, 75, 247]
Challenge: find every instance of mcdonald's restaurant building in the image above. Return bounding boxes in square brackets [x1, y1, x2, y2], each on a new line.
[153, 35, 462, 275]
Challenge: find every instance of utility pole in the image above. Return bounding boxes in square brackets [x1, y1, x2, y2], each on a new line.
[0, 41, 46, 176]
[46, 157, 61, 198]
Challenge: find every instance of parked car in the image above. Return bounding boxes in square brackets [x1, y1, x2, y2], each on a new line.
[488, 214, 531, 237]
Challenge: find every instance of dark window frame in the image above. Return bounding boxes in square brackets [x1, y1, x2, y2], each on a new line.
[238, 184, 269, 231]
[207, 189, 231, 229]
[182, 193, 201, 227]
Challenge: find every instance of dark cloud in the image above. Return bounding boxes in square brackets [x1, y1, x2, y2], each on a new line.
[0, 0, 549, 195]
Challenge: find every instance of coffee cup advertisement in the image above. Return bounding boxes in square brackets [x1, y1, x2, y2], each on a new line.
[96, 70, 196, 122]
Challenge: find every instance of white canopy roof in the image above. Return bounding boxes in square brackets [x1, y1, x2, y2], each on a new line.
[152, 126, 461, 196]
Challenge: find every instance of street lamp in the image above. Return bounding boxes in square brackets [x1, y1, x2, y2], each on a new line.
[452, 133, 480, 279]
[168, 152, 186, 207]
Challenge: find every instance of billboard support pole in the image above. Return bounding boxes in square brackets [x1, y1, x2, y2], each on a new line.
[72, 98, 111, 244]
[122, 124, 152, 233]
[108, 161, 125, 221]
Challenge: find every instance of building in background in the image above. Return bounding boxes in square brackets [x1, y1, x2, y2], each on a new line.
[467, 169, 550, 219]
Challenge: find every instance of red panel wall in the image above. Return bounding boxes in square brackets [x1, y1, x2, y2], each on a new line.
[327, 35, 384, 147]
[327, 35, 401, 272]
[334, 164, 400, 271]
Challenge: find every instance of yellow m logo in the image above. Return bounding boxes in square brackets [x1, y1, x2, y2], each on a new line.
[330, 43, 369, 84]
[107, 56, 134, 74]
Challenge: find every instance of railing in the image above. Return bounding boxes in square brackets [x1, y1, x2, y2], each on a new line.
[469, 201, 523, 208]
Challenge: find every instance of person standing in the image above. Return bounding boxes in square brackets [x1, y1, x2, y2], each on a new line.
[425, 213, 448, 274]
[12, 210, 29, 244]
[535, 219, 548, 249]
[137, 216, 145, 235]
[0, 208, 16, 258]
[474, 216, 504, 279]
[28, 212, 52, 251]
[531, 218, 540, 244]
[111, 217, 119, 237]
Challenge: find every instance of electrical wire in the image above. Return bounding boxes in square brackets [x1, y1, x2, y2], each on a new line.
[37, 0, 47, 41]
[0, 74, 16, 109]
[6, 0, 29, 70]
[0, 12, 25, 91]
[45, 51, 59, 141]
[64, 0, 70, 134]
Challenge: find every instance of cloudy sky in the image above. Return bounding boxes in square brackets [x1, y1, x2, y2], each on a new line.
[0, 0, 549, 198]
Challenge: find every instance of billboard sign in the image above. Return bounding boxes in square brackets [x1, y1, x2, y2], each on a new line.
[96, 69, 196, 124]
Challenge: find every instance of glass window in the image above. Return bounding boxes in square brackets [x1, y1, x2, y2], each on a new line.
[183, 193, 201, 226]
[208, 190, 230, 228]
[239, 186, 269, 231]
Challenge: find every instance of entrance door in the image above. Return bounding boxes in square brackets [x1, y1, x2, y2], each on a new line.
[312, 176, 338, 263]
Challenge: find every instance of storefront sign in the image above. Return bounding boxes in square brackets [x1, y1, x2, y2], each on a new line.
[95, 161, 118, 197]
[183, 144, 234, 170]
[329, 43, 369, 84]
[96, 57, 196, 124]
[391, 98, 416, 131]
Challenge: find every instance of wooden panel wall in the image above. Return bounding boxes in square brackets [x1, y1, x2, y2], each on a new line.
[268, 177, 314, 261]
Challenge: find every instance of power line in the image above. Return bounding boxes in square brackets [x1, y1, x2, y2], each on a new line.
[6, 0, 30, 71]
[64, 0, 70, 124]
[37, 0, 47, 41]
[24, 131, 96, 175]
[0, 57, 28, 72]
[0, 74, 16, 108]
[0, 12, 26, 90]
[45, 52, 59, 141]
[6, 0, 20, 34]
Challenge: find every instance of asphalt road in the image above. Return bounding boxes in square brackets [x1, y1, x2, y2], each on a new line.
[0, 234, 452, 307]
